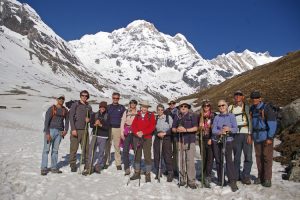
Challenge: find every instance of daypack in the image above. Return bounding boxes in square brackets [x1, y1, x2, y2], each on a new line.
[50, 105, 67, 119]
[228, 103, 250, 131]
[65, 100, 78, 109]
[250, 102, 279, 131]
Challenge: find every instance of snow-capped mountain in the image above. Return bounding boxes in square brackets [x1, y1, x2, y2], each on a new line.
[0, 0, 108, 101]
[70, 20, 279, 101]
[0, 0, 279, 103]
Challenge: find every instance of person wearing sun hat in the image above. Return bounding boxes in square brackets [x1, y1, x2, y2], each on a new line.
[41, 94, 69, 175]
[130, 100, 156, 183]
[172, 100, 198, 189]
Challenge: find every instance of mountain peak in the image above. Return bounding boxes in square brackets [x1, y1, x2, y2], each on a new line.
[126, 20, 158, 32]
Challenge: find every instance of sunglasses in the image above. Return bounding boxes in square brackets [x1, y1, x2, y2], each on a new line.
[113, 97, 120, 100]
[218, 104, 226, 108]
[180, 105, 188, 108]
[58, 97, 65, 101]
[203, 104, 210, 107]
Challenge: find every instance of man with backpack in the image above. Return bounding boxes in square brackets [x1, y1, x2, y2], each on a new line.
[130, 100, 156, 183]
[69, 90, 93, 173]
[103, 92, 126, 170]
[228, 90, 253, 185]
[250, 91, 277, 187]
[153, 104, 174, 182]
[41, 94, 69, 175]
[172, 100, 198, 189]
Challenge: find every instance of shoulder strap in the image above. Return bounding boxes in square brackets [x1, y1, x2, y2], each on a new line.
[165, 114, 170, 124]
[148, 112, 152, 121]
[51, 105, 56, 119]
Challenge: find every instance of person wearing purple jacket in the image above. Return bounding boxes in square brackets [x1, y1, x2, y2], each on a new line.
[212, 100, 239, 192]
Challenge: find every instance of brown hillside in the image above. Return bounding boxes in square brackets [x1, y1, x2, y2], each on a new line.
[180, 50, 300, 109]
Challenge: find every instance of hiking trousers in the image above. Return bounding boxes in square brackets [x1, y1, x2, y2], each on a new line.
[233, 134, 253, 180]
[153, 136, 173, 174]
[178, 142, 196, 185]
[133, 137, 152, 172]
[254, 141, 273, 181]
[69, 129, 89, 168]
[103, 128, 122, 167]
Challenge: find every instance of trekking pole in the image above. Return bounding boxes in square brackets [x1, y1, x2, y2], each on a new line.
[185, 141, 190, 188]
[221, 133, 227, 188]
[200, 129, 204, 188]
[89, 125, 98, 175]
[79, 109, 89, 174]
[138, 137, 144, 187]
[177, 132, 182, 188]
[158, 137, 163, 183]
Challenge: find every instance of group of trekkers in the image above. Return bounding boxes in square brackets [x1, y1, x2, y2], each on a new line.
[41, 89, 277, 192]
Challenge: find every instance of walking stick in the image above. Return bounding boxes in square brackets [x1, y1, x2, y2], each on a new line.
[89, 125, 98, 174]
[177, 132, 182, 188]
[200, 129, 204, 188]
[79, 109, 89, 174]
[221, 134, 227, 188]
[158, 137, 163, 183]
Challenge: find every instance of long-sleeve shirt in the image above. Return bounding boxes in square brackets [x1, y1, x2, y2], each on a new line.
[120, 109, 137, 135]
[131, 111, 156, 139]
[69, 101, 93, 131]
[43, 105, 69, 133]
[155, 114, 173, 136]
[212, 113, 238, 142]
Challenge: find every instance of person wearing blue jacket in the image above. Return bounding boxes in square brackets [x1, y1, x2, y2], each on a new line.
[212, 99, 239, 192]
[250, 91, 277, 187]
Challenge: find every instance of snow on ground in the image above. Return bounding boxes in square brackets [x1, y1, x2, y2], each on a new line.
[0, 93, 300, 200]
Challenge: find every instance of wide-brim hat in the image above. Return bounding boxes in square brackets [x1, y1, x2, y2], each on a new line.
[139, 100, 151, 107]
[178, 100, 191, 109]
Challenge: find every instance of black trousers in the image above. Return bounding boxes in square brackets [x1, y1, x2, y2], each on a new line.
[153, 136, 173, 174]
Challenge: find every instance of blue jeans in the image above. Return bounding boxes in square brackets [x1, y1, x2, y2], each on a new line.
[41, 129, 62, 170]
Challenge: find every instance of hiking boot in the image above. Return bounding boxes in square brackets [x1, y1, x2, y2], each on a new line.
[167, 172, 174, 182]
[229, 181, 239, 192]
[179, 181, 186, 186]
[254, 178, 262, 185]
[51, 168, 62, 174]
[188, 183, 197, 189]
[124, 168, 130, 176]
[130, 171, 141, 180]
[116, 165, 122, 170]
[94, 165, 101, 174]
[70, 166, 77, 172]
[241, 177, 251, 185]
[103, 164, 109, 169]
[41, 169, 48, 176]
[262, 180, 272, 187]
[82, 169, 89, 176]
[145, 172, 151, 183]
[204, 177, 211, 188]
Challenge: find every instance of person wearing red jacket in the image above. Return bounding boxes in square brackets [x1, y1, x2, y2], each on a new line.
[130, 100, 156, 183]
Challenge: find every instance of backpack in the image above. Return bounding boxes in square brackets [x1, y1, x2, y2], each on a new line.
[228, 103, 250, 130]
[250, 102, 279, 131]
[65, 100, 78, 109]
[50, 105, 67, 119]
[155, 114, 170, 125]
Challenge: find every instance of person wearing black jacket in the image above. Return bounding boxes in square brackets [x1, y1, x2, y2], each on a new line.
[83, 101, 110, 175]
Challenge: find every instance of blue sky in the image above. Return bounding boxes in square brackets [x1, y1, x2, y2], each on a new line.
[18, 0, 300, 59]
